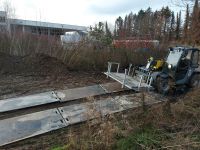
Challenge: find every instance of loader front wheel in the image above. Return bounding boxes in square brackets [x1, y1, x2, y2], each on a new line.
[156, 77, 170, 95]
[189, 74, 200, 88]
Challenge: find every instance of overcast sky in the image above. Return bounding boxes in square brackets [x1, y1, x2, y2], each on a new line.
[0, 0, 179, 27]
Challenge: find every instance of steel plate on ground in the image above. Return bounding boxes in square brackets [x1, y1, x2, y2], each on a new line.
[0, 92, 59, 113]
[56, 85, 106, 102]
[100, 82, 127, 93]
[113, 94, 162, 110]
[58, 98, 124, 125]
[58, 103, 98, 125]
[113, 94, 141, 110]
[94, 98, 123, 116]
[0, 109, 66, 146]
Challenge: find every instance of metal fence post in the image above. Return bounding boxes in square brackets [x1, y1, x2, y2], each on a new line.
[128, 64, 132, 76]
[117, 63, 120, 73]
[148, 77, 153, 91]
[138, 75, 143, 91]
[107, 62, 111, 78]
[146, 72, 151, 84]
[122, 69, 128, 88]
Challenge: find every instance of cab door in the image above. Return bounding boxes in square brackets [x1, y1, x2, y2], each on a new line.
[176, 49, 199, 84]
[191, 50, 199, 68]
[175, 51, 191, 81]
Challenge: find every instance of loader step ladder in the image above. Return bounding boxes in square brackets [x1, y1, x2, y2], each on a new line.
[104, 62, 154, 91]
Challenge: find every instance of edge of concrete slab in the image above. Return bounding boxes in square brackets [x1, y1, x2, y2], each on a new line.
[0, 93, 162, 147]
[0, 108, 67, 146]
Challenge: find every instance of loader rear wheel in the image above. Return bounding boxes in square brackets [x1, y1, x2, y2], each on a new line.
[189, 74, 200, 88]
[156, 77, 170, 95]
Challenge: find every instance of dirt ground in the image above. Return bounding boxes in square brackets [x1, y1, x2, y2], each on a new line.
[0, 52, 199, 150]
[0, 52, 113, 150]
[0, 52, 109, 100]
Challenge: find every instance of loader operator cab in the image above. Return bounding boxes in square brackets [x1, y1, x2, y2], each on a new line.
[166, 47, 199, 79]
[166, 47, 190, 79]
[154, 47, 200, 94]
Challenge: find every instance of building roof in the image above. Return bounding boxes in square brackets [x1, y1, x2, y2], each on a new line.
[0, 11, 6, 16]
[9, 19, 87, 32]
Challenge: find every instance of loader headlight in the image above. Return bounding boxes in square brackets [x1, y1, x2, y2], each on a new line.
[168, 64, 172, 69]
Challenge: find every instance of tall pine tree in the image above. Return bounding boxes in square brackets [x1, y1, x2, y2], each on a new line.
[183, 4, 190, 42]
[190, 0, 200, 44]
[169, 11, 175, 41]
[175, 11, 181, 40]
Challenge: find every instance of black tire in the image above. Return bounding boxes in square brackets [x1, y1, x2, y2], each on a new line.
[189, 73, 200, 88]
[156, 77, 170, 94]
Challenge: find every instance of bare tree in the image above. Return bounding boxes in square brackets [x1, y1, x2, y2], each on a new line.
[171, 0, 199, 7]
[3, 0, 15, 18]
[3, 0, 15, 35]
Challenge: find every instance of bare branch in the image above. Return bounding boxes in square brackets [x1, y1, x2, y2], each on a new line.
[171, 0, 198, 8]
[3, 0, 16, 19]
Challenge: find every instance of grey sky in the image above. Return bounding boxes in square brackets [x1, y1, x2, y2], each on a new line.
[88, 0, 172, 15]
[0, 0, 180, 27]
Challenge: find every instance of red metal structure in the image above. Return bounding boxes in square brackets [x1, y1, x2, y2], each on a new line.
[113, 39, 159, 49]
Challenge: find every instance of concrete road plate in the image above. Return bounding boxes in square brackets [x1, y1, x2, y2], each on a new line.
[56, 85, 106, 102]
[59, 98, 124, 124]
[0, 92, 59, 113]
[113, 94, 161, 110]
[58, 103, 98, 125]
[100, 82, 127, 93]
[113, 94, 140, 109]
[0, 109, 66, 146]
[94, 99, 123, 116]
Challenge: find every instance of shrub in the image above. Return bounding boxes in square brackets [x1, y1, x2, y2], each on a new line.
[0, 31, 167, 72]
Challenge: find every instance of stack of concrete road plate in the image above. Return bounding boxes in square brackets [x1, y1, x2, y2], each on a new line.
[0, 91, 59, 113]
[0, 82, 125, 113]
[0, 82, 161, 147]
[54, 82, 126, 102]
[54, 85, 106, 102]
[0, 109, 66, 146]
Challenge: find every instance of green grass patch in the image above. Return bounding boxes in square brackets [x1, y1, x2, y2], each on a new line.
[115, 125, 169, 150]
[190, 132, 200, 142]
[51, 144, 72, 150]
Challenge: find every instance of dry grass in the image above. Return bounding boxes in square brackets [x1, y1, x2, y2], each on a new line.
[2, 32, 198, 149]
[1, 91, 199, 150]
[0, 32, 167, 72]
[51, 90, 200, 150]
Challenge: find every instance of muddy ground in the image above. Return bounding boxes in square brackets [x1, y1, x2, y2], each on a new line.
[0, 52, 198, 150]
[0, 52, 109, 100]
[0, 52, 113, 149]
